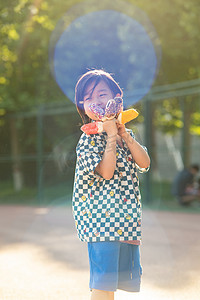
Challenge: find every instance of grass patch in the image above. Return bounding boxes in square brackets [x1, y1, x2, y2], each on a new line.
[0, 180, 73, 206]
[0, 181, 37, 205]
[141, 180, 200, 214]
[0, 180, 200, 213]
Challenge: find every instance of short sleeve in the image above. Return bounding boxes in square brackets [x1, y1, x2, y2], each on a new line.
[126, 129, 150, 173]
[76, 133, 103, 178]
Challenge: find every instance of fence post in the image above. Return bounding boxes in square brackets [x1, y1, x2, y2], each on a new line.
[180, 96, 191, 168]
[36, 105, 44, 203]
[144, 96, 152, 203]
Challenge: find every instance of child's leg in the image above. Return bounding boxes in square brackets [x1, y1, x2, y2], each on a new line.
[91, 289, 114, 300]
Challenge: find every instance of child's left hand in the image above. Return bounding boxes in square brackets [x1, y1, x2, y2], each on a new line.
[116, 120, 126, 137]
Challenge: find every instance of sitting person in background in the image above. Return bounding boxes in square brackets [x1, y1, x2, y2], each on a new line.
[185, 177, 200, 197]
[171, 164, 200, 206]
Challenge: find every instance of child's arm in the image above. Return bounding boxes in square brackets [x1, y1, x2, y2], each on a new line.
[95, 119, 118, 180]
[117, 123, 150, 169]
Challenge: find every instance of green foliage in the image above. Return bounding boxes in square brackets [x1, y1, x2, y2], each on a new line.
[190, 112, 200, 135]
[1, 0, 200, 108]
[0, 0, 78, 111]
[153, 98, 184, 134]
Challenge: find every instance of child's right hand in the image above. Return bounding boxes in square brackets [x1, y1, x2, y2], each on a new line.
[103, 119, 118, 136]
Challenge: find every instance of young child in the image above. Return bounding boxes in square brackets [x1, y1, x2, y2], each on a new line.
[72, 69, 150, 300]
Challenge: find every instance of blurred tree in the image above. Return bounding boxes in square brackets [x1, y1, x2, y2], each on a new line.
[0, 0, 80, 190]
[131, 0, 200, 167]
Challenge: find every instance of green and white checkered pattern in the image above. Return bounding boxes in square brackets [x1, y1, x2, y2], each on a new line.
[72, 129, 149, 243]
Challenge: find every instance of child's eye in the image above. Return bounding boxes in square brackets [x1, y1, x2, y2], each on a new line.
[85, 97, 91, 102]
[100, 94, 107, 97]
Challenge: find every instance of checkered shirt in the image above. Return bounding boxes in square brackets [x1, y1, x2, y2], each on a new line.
[72, 128, 149, 243]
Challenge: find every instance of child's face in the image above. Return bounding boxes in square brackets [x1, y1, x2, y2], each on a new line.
[83, 80, 120, 121]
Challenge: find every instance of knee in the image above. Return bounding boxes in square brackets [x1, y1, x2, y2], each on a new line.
[91, 289, 114, 300]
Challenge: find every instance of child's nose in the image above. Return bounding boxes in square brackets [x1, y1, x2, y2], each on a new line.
[96, 98, 103, 105]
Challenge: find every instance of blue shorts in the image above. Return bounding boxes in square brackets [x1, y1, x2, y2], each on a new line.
[87, 241, 142, 292]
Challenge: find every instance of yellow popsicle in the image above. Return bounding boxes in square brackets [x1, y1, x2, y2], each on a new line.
[118, 109, 139, 124]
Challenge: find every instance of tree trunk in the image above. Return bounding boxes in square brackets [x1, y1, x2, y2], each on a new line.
[181, 97, 192, 168]
[9, 117, 24, 191]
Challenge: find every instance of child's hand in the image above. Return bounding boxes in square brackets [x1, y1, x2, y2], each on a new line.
[116, 121, 126, 137]
[103, 119, 118, 136]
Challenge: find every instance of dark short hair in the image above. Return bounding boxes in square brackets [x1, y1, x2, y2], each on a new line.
[75, 69, 123, 124]
[190, 164, 199, 172]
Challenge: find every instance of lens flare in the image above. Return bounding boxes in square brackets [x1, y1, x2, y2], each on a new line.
[49, 0, 161, 108]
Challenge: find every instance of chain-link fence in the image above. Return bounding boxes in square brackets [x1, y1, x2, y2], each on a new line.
[1, 81, 200, 206]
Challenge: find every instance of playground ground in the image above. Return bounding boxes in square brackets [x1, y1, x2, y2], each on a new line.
[0, 205, 200, 300]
